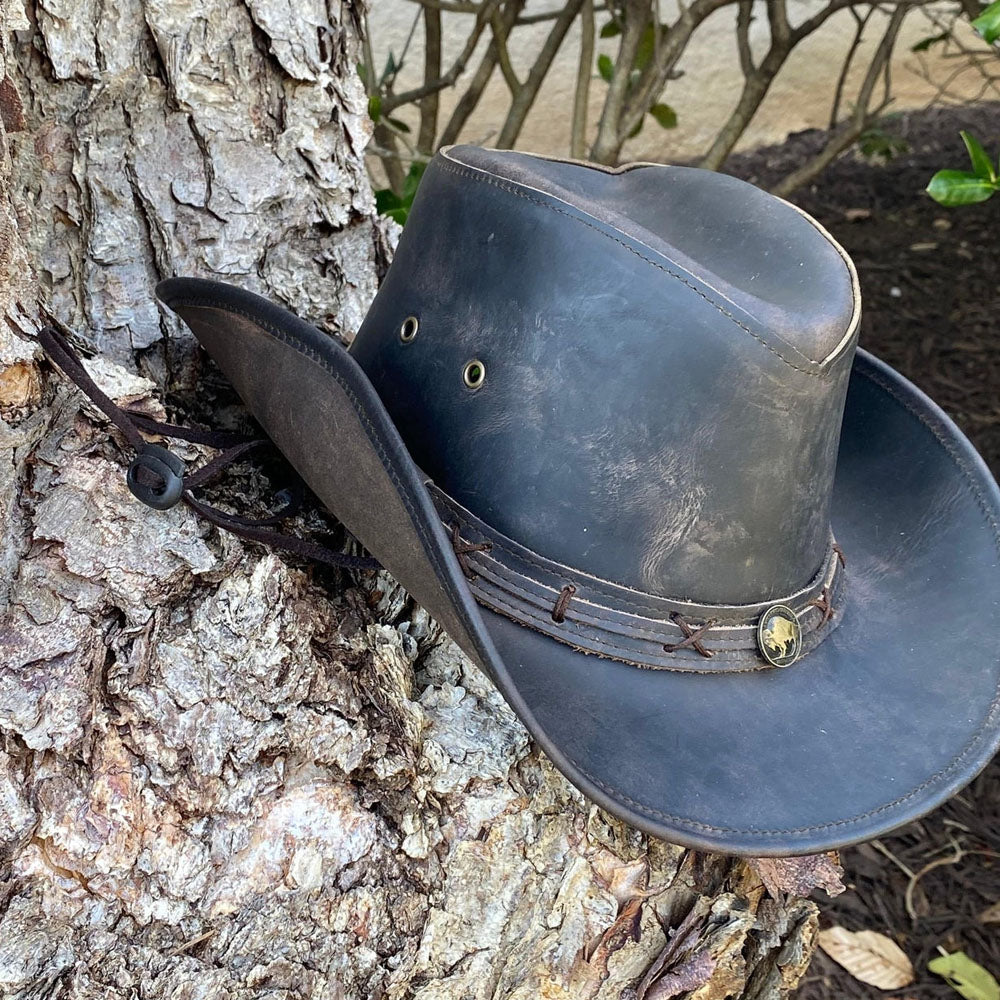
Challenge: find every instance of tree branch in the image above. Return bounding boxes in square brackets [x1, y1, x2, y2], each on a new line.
[497, 0, 586, 148]
[767, 0, 791, 46]
[439, 0, 525, 146]
[591, 0, 650, 164]
[699, 0, 886, 172]
[517, 3, 608, 23]
[603, 0, 736, 164]
[383, 0, 499, 113]
[571, 0, 596, 158]
[492, 8, 523, 95]
[418, 4, 442, 154]
[736, 0, 755, 76]
[402, 0, 479, 12]
[829, 7, 873, 129]
[772, 2, 908, 197]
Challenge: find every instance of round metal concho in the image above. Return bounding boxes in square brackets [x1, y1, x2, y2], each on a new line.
[756, 604, 803, 667]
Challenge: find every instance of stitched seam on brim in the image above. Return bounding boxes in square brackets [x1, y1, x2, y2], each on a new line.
[165, 294, 1000, 840]
[163, 297, 482, 665]
[568, 361, 1000, 837]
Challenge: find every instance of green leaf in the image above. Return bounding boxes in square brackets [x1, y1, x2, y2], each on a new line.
[374, 162, 427, 226]
[911, 31, 949, 50]
[961, 130, 996, 179]
[972, 0, 1000, 44]
[649, 102, 678, 128]
[368, 94, 381, 123]
[597, 53, 614, 82]
[927, 169, 997, 205]
[627, 115, 644, 139]
[858, 126, 909, 161]
[385, 116, 411, 134]
[375, 188, 403, 214]
[401, 161, 427, 201]
[599, 19, 621, 37]
[380, 51, 398, 85]
[929, 952, 1000, 1000]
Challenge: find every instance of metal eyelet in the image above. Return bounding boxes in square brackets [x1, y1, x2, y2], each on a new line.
[463, 359, 486, 390]
[399, 316, 419, 343]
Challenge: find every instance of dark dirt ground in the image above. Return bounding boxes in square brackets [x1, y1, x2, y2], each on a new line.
[727, 104, 1000, 1000]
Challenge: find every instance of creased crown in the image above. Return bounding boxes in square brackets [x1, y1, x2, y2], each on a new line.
[351, 146, 860, 605]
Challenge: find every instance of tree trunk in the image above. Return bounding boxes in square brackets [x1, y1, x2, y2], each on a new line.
[0, 2, 839, 997]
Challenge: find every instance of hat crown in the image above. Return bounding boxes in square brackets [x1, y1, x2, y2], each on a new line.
[351, 147, 859, 604]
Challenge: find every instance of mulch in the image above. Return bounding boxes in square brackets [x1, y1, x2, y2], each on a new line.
[726, 103, 1000, 999]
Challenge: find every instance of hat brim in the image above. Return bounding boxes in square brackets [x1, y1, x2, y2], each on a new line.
[158, 279, 1000, 856]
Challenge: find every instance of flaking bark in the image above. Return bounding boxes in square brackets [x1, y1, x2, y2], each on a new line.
[0, 2, 838, 996]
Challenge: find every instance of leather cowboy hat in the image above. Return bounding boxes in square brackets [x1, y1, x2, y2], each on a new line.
[155, 145, 1000, 856]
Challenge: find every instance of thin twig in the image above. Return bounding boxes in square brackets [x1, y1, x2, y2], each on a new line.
[829, 7, 874, 128]
[492, 8, 523, 94]
[382, 0, 499, 113]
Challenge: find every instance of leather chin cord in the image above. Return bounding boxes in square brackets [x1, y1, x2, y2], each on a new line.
[37, 326, 382, 573]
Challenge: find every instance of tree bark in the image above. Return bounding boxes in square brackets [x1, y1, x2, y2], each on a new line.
[0, 2, 838, 997]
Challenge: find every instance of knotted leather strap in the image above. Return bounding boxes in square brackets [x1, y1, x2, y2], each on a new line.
[430, 485, 845, 673]
[37, 326, 380, 572]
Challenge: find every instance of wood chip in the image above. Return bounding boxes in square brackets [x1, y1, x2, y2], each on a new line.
[750, 853, 845, 898]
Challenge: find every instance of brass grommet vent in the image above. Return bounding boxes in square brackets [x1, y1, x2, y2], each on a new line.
[399, 316, 419, 343]
[463, 359, 486, 390]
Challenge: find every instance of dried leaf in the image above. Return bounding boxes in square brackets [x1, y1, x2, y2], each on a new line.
[750, 853, 845, 898]
[979, 902, 1000, 925]
[817, 926, 914, 989]
[928, 952, 1000, 1000]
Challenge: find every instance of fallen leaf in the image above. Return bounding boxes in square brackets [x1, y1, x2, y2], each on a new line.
[844, 208, 871, 221]
[750, 853, 845, 898]
[0, 361, 41, 411]
[980, 902, 1000, 925]
[817, 926, 914, 989]
[928, 952, 1000, 1000]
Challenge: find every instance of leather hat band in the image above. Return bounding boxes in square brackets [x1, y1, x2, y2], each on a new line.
[430, 485, 845, 673]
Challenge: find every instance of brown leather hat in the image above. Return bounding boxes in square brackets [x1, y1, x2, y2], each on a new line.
[157, 146, 1000, 856]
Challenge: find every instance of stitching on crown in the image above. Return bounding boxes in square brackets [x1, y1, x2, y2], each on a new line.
[436, 157, 842, 378]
